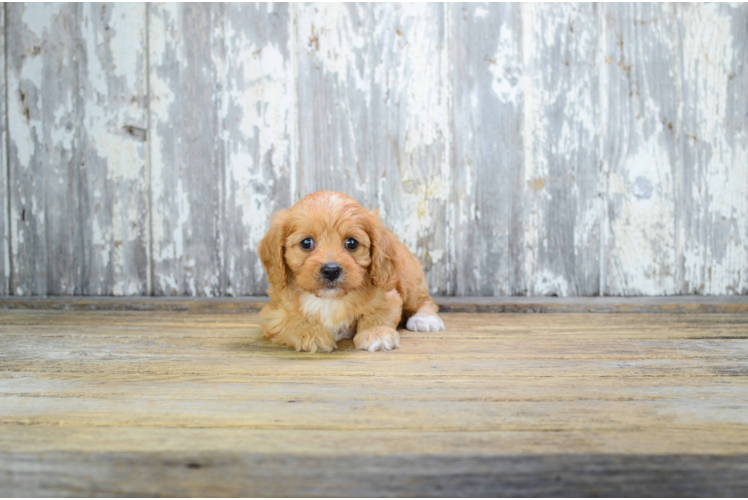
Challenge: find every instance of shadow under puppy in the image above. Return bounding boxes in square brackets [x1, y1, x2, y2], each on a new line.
[259, 191, 445, 353]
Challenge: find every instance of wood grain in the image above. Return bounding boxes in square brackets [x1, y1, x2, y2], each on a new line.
[2, 451, 747, 497]
[6, 4, 149, 297]
[1, 3, 747, 297]
[295, 4, 451, 294]
[222, 3, 295, 296]
[523, 3, 601, 296]
[601, 4, 681, 295]
[369, 3, 451, 295]
[0, 6, 7, 295]
[450, 3, 524, 296]
[679, 3, 748, 295]
[294, 3, 377, 207]
[1, 309, 747, 495]
[149, 3, 224, 296]
[3, 295, 748, 314]
[78, 3, 149, 296]
[7, 4, 84, 295]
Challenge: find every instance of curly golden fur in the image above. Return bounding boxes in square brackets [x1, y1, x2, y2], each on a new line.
[258, 191, 444, 353]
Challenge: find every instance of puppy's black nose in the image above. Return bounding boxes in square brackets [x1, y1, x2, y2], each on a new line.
[320, 264, 342, 282]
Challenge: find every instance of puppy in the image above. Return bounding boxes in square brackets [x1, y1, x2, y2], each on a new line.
[258, 191, 445, 353]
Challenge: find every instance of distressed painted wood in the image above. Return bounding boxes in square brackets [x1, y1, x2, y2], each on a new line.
[222, 3, 294, 296]
[295, 3, 378, 208]
[295, 4, 450, 294]
[1, 309, 748, 495]
[601, 4, 682, 295]
[451, 4, 524, 296]
[2, 295, 748, 314]
[523, 3, 601, 296]
[368, 3, 451, 295]
[7, 4, 84, 295]
[149, 3, 224, 296]
[679, 3, 748, 295]
[78, 3, 149, 296]
[2, 3, 748, 297]
[0, 6, 7, 296]
[2, 452, 747, 497]
[6, 4, 148, 297]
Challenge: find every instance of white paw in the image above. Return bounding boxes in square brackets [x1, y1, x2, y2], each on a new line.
[406, 313, 445, 332]
[363, 334, 399, 352]
[354, 327, 400, 352]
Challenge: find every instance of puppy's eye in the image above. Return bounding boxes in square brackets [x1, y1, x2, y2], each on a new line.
[300, 238, 314, 250]
[345, 238, 359, 251]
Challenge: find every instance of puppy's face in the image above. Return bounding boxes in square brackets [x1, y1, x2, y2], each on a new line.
[281, 193, 381, 298]
[259, 192, 396, 297]
[284, 215, 371, 298]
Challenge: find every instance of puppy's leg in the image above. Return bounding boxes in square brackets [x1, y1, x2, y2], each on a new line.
[354, 290, 402, 352]
[405, 298, 445, 332]
[261, 306, 337, 353]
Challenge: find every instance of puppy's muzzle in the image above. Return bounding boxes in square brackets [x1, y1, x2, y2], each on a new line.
[320, 263, 342, 283]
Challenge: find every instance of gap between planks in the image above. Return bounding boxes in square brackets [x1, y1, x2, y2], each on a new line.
[0, 295, 747, 313]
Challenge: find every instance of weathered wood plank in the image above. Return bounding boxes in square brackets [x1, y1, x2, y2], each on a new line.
[7, 4, 84, 295]
[0, 6, 7, 296]
[601, 4, 681, 295]
[451, 4, 524, 296]
[2, 312, 748, 382]
[222, 3, 294, 296]
[1, 309, 748, 495]
[679, 3, 748, 295]
[1, 3, 747, 299]
[295, 4, 450, 294]
[3, 452, 746, 497]
[294, 3, 377, 207]
[2, 295, 748, 314]
[3, 426, 748, 458]
[6, 4, 149, 297]
[369, 3, 451, 295]
[149, 3, 224, 296]
[78, 3, 149, 295]
[6, 389, 747, 431]
[5, 371, 748, 402]
[522, 3, 601, 296]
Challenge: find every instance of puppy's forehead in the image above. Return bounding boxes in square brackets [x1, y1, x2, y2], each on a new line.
[291, 208, 369, 234]
[293, 195, 368, 226]
[294, 192, 364, 215]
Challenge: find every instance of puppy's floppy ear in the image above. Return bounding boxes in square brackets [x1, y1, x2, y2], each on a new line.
[259, 210, 290, 290]
[368, 210, 397, 291]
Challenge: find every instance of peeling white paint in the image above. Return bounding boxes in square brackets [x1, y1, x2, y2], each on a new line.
[299, 4, 371, 106]
[225, 39, 291, 247]
[602, 4, 683, 296]
[392, 178, 448, 255]
[149, 3, 183, 288]
[5, 3, 747, 297]
[489, 24, 521, 104]
[21, 3, 60, 39]
[474, 6, 489, 19]
[533, 270, 570, 296]
[521, 3, 544, 294]
[607, 135, 678, 294]
[376, 3, 450, 278]
[680, 3, 747, 294]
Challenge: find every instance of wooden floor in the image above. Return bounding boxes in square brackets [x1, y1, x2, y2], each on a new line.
[1, 303, 748, 496]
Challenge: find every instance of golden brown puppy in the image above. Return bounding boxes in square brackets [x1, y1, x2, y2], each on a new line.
[258, 191, 444, 353]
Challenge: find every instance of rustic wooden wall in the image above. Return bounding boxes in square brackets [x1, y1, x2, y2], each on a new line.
[2, 3, 746, 297]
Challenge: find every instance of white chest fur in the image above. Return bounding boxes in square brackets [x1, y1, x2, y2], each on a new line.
[299, 293, 356, 341]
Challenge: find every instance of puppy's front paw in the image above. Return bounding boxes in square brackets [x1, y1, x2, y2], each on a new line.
[406, 313, 445, 332]
[354, 326, 400, 352]
[296, 330, 337, 353]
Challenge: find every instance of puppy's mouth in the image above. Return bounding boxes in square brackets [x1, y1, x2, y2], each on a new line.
[317, 287, 343, 298]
